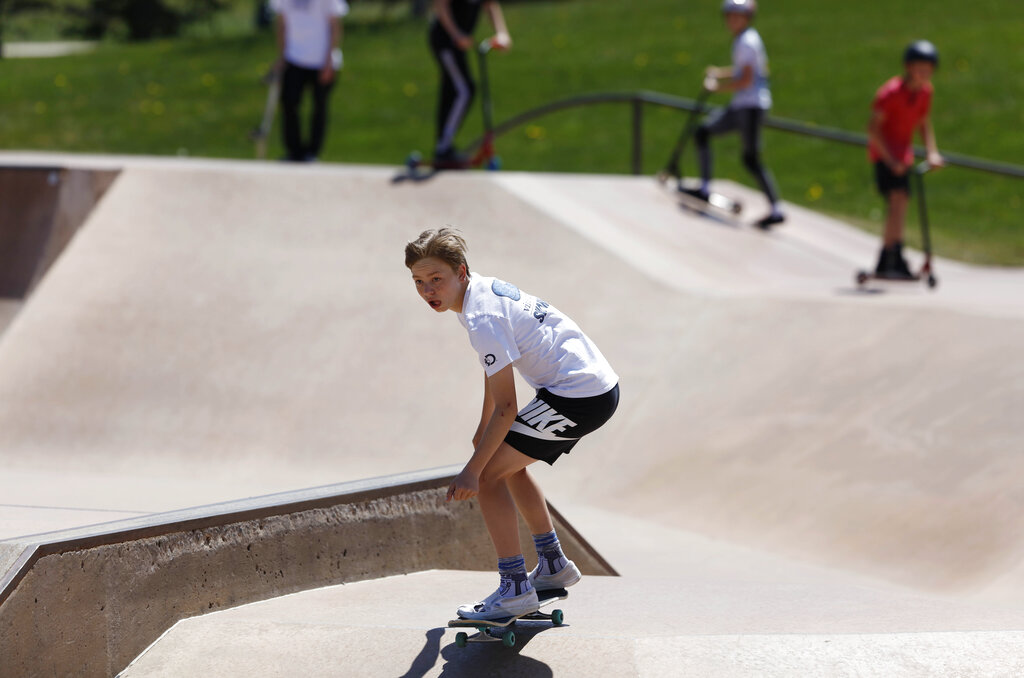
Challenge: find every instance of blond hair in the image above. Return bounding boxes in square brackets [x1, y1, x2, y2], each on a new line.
[404, 227, 469, 272]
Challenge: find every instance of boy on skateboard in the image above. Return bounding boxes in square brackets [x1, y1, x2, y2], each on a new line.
[405, 228, 619, 620]
[429, 0, 511, 168]
[688, 0, 785, 229]
[867, 40, 944, 279]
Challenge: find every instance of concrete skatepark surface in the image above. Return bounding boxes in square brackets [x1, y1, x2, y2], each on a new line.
[1, 153, 1023, 675]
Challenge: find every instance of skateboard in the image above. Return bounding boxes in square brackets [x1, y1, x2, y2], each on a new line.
[674, 182, 744, 224]
[447, 588, 568, 648]
[250, 66, 281, 160]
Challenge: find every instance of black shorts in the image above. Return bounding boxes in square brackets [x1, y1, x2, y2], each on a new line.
[504, 384, 619, 465]
[874, 161, 912, 196]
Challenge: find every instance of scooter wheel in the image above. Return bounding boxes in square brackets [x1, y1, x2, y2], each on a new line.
[927, 274, 938, 289]
[855, 271, 870, 285]
[486, 156, 502, 171]
[406, 151, 422, 169]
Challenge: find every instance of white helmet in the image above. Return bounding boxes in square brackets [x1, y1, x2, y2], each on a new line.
[721, 0, 757, 14]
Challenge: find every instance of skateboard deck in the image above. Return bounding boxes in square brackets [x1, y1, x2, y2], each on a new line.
[250, 67, 281, 160]
[672, 182, 744, 226]
[447, 588, 568, 648]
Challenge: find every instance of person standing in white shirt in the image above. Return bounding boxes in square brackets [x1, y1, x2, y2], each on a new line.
[405, 227, 619, 621]
[271, 0, 348, 162]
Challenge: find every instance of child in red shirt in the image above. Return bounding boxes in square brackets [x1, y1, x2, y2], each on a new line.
[867, 40, 944, 278]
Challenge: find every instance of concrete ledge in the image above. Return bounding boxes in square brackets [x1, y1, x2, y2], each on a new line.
[0, 467, 615, 678]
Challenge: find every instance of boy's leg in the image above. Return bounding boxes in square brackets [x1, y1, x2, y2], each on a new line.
[505, 465, 581, 589]
[456, 443, 540, 620]
[280, 64, 308, 162]
[695, 107, 739, 194]
[738, 109, 785, 226]
[307, 76, 335, 161]
[433, 47, 475, 161]
[883, 189, 909, 247]
[476, 443, 539, 558]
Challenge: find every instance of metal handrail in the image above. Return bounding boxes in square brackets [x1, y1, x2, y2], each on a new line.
[466, 90, 1024, 179]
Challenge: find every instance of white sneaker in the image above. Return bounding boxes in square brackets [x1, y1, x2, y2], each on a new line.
[457, 585, 539, 621]
[529, 558, 581, 591]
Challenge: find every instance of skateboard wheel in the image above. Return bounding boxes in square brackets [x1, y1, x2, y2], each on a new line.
[551, 609, 564, 626]
[455, 631, 468, 648]
[502, 630, 516, 647]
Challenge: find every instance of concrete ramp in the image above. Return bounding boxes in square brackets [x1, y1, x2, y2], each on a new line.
[119, 570, 1024, 678]
[0, 154, 1022, 675]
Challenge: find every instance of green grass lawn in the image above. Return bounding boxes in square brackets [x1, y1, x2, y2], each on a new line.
[2, 0, 1022, 264]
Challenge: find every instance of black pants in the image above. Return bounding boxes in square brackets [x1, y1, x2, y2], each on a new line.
[280, 62, 334, 162]
[430, 41, 475, 156]
[696, 106, 780, 205]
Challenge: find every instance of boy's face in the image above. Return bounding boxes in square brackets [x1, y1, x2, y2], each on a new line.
[905, 61, 935, 88]
[724, 11, 750, 34]
[410, 257, 468, 314]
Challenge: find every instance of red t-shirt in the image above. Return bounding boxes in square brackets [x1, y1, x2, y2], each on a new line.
[869, 76, 933, 164]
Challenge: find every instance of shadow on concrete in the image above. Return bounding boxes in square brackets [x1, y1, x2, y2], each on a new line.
[400, 625, 558, 678]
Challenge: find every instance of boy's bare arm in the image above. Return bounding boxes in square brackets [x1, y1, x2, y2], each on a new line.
[920, 118, 945, 168]
[706, 63, 752, 92]
[868, 109, 904, 173]
[473, 370, 496, 448]
[449, 365, 517, 501]
[484, 1, 511, 49]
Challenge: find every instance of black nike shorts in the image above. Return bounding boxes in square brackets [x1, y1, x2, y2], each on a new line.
[504, 384, 619, 465]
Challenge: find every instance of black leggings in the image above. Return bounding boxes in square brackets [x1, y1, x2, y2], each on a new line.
[430, 42, 475, 155]
[696, 107, 780, 205]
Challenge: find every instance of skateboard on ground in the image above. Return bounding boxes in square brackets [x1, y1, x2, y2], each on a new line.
[447, 588, 567, 648]
[856, 162, 938, 290]
[675, 183, 743, 216]
[250, 65, 281, 160]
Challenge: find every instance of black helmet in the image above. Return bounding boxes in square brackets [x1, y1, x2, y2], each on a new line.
[904, 40, 939, 67]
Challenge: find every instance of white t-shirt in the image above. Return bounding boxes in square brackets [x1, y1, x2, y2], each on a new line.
[271, 0, 349, 69]
[457, 274, 619, 399]
[731, 27, 771, 110]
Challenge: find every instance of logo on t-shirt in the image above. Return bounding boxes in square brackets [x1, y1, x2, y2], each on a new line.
[484, 354, 496, 367]
[491, 279, 521, 301]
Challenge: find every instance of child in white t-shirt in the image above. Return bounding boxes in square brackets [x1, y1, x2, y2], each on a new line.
[271, 0, 348, 161]
[688, 0, 785, 228]
[405, 227, 619, 621]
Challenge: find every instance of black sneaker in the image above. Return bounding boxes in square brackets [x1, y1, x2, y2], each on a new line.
[432, 148, 470, 170]
[755, 212, 786, 229]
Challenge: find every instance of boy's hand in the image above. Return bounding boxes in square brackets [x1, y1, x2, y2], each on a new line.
[927, 152, 945, 170]
[455, 34, 474, 51]
[703, 75, 719, 92]
[490, 32, 512, 50]
[447, 467, 480, 502]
